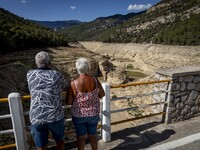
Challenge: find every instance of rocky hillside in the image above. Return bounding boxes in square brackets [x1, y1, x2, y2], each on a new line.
[60, 11, 145, 41]
[63, 0, 200, 45]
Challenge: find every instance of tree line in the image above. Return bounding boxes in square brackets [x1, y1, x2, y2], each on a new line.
[0, 8, 69, 54]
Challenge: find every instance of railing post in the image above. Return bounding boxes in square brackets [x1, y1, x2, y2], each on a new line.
[8, 93, 28, 150]
[101, 83, 111, 142]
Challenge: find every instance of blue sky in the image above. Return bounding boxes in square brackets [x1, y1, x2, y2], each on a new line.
[0, 0, 161, 22]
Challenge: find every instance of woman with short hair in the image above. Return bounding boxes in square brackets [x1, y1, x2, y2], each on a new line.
[66, 57, 105, 150]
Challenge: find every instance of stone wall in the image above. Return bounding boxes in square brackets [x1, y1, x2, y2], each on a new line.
[155, 65, 200, 124]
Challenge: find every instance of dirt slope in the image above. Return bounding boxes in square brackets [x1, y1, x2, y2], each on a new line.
[80, 42, 200, 74]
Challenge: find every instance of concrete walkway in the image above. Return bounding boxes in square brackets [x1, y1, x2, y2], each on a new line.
[65, 116, 200, 150]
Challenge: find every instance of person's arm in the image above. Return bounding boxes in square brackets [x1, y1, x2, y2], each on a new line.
[66, 82, 75, 105]
[97, 79, 105, 99]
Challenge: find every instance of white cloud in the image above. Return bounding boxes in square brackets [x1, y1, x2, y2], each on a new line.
[21, 0, 27, 3]
[127, 3, 152, 11]
[70, 6, 76, 10]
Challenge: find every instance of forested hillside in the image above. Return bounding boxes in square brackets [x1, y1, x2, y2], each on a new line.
[62, 0, 200, 45]
[0, 8, 69, 54]
[1, 0, 199, 54]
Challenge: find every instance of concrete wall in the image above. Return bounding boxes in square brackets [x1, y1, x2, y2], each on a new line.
[155, 66, 200, 124]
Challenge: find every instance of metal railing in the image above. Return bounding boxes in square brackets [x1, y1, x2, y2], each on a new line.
[0, 94, 74, 150]
[0, 79, 171, 149]
[0, 97, 15, 150]
[0, 93, 102, 149]
[101, 79, 171, 142]
[110, 79, 171, 125]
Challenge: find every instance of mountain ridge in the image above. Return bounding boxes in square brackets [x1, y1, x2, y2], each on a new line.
[61, 0, 200, 45]
[0, 0, 200, 52]
[29, 20, 83, 30]
[31, 11, 145, 32]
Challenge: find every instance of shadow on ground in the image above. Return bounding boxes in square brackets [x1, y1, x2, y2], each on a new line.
[48, 121, 175, 150]
[110, 121, 175, 150]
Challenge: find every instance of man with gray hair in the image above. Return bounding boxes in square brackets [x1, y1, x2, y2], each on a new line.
[27, 51, 67, 150]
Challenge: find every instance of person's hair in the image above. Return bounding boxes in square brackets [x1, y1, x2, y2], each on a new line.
[35, 51, 50, 68]
[75, 58, 89, 74]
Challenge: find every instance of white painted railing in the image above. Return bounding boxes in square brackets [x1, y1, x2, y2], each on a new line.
[8, 93, 28, 150]
[101, 83, 111, 142]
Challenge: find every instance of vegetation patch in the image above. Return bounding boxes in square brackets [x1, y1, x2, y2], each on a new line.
[126, 70, 148, 78]
[127, 64, 134, 69]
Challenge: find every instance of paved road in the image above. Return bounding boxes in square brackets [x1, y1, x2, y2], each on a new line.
[148, 132, 200, 150]
[171, 140, 200, 150]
